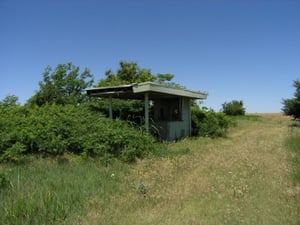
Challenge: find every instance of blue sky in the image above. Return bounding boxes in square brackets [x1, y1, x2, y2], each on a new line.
[1, 0, 299, 112]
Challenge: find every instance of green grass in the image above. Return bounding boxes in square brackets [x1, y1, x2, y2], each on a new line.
[0, 155, 129, 225]
[286, 127, 300, 184]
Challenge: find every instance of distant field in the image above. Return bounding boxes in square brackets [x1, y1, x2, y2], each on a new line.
[1, 114, 299, 225]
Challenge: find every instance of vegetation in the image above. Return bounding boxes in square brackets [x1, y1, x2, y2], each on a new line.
[27, 63, 94, 106]
[222, 100, 246, 116]
[0, 61, 240, 163]
[191, 105, 236, 137]
[282, 80, 300, 119]
[0, 95, 20, 107]
[97, 60, 175, 87]
[1, 65, 300, 224]
[98, 61, 156, 86]
[0, 157, 130, 225]
[0, 101, 236, 162]
[1, 114, 299, 224]
[286, 121, 300, 184]
[93, 61, 233, 138]
[92, 61, 178, 125]
[0, 104, 157, 162]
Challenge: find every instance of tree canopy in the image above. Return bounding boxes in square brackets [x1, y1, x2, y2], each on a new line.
[26, 61, 176, 108]
[97, 61, 175, 87]
[282, 80, 300, 119]
[28, 63, 94, 106]
[0, 95, 19, 107]
[222, 100, 246, 116]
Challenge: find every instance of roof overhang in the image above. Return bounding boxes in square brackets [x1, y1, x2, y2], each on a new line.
[86, 82, 207, 100]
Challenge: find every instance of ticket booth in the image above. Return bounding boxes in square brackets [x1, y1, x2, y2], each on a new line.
[86, 82, 207, 141]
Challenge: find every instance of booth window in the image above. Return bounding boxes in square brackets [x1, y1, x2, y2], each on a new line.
[157, 98, 182, 121]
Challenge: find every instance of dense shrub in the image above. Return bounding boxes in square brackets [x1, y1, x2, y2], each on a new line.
[192, 107, 235, 137]
[222, 100, 246, 116]
[0, 104, 157, 162]
[282, 80, 300, 119]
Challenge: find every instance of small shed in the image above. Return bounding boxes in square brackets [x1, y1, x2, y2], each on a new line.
[86, 82, 207, 141]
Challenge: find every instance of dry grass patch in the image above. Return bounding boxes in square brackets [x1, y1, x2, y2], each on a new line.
[76, 115, 299, 225]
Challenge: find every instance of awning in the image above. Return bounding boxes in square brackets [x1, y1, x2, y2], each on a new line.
[86, 82, 207, 100]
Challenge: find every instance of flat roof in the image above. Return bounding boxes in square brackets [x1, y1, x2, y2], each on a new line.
[86, 82, 207, 100]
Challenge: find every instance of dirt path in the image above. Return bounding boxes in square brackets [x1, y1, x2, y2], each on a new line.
[78, 115, 299, 225]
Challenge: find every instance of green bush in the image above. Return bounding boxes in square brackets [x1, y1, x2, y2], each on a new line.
[192, 107, 235, 137]
[0, 142, 26, 163]
[0, 104, 157, 162]
[282, 80, 300, 119]
[222, 100, 246, 116]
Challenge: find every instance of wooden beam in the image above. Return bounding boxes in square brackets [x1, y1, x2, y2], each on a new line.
[109, 95, 113, 119]
[144, 93, 149, 132]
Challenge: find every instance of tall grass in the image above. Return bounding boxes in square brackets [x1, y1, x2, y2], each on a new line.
[0, 155, 129, 225]
[286, 122, 300, 184]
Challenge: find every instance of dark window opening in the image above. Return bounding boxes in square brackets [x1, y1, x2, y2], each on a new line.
[156, 98, 182, 121]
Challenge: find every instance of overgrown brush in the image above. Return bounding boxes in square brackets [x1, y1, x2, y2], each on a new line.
[191, 107, 236, 137]
[0, 104, 157, 162]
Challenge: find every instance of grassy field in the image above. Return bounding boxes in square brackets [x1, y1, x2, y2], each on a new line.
[1, 114, 299, 224]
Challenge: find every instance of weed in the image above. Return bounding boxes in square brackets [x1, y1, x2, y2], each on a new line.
[138, 182, 148, 197]
[0, 172, 11, 190]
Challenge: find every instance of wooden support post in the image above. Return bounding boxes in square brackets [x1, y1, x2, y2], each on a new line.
[109, 95, 113, 119]
[144, 92, 149, 132]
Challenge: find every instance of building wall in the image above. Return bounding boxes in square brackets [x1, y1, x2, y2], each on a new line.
[153, 97, 191, 141]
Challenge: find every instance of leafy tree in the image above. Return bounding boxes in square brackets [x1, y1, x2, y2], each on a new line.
[97, 61, 176, 87]
[222, 100, 246, 116]
[28, 63, 94, 106]
[98, 61, 156, 86]
[157, 73, 174, 83]
[0, 95, 19, 107]
[282, 80, 300, 119]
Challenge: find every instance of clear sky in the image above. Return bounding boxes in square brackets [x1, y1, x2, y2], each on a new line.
[1, 0, 299, 113]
